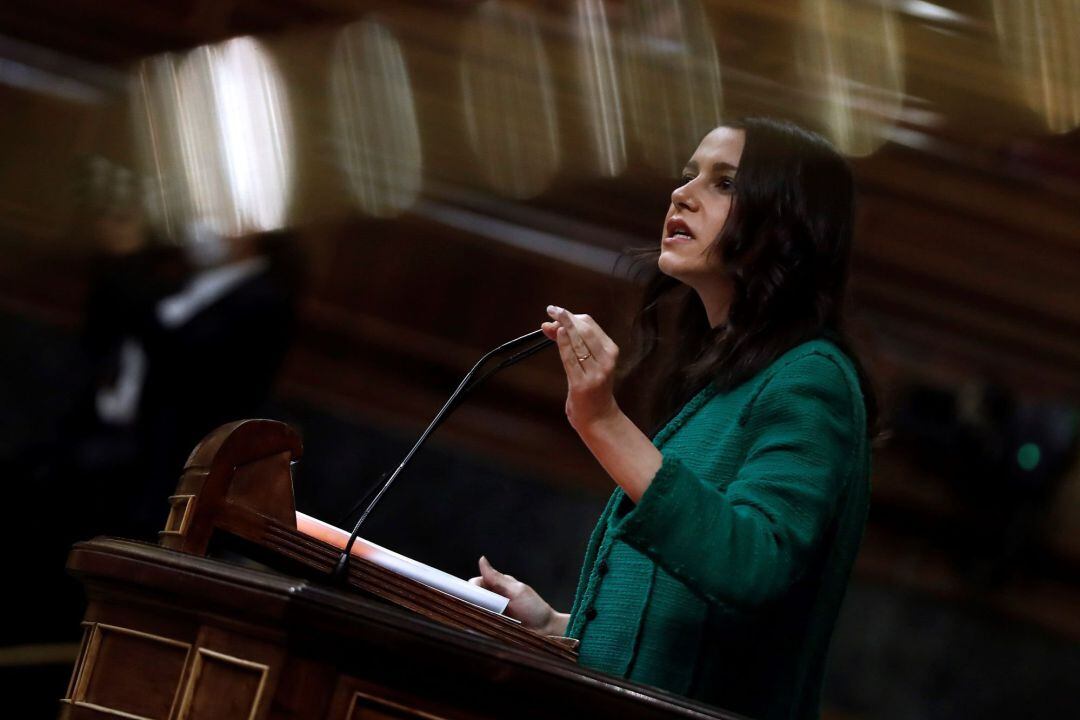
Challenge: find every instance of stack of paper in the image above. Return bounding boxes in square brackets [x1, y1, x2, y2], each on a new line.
[295, 511, 510, 615]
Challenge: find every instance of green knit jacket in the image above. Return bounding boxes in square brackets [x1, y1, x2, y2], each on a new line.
[566, 339, 871, 720]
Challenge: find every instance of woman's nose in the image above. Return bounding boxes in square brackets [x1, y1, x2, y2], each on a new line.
[671, 182, 696, 211]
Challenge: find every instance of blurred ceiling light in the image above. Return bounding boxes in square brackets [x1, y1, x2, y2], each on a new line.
[576, 0, 626, 177]
[993, 0, 1080, 133]
[460, 0, 560, 199]
[131, 55, 189, 238]
[176, 37, 294, 237]
[330, 20, 423, 218]
[622, 0, 724, 177]
[899, 0, 966, 24]
[796, 0, 905, 157]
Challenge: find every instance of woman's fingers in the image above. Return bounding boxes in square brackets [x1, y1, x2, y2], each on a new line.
[576, 314, 619, 359]
[546, 315, 586, 381]
[570, 313, 619, 365]
[478, 555, 516, 596]
[546, 305, 618, 373]
[556, 327, 588, 380]
[475, 557, 557, 632]
[543, 304, 622, 433]
[547, 306, 591, 360]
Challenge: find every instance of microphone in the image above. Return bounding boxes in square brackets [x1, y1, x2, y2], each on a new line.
[330, 328, 554, 583]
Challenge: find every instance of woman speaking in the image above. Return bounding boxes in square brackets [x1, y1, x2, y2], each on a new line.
[472, 117, 876, 720]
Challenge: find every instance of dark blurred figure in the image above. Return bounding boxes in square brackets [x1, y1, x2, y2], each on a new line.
[7, 159, 303, 643]
[5, 158, 186, 648]
[126, 221, 301, 539]
[59, 193, 303, 543]
[2, 164, 302, 720]
[67, 201, 188, 541]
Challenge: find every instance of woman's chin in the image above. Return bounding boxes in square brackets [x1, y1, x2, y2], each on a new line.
[657, 252, 686, 281]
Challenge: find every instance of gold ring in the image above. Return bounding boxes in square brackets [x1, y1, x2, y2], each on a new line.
[577, 353, 592, 362]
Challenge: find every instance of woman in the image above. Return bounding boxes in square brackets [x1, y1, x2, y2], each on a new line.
[472, 117, 875, 720]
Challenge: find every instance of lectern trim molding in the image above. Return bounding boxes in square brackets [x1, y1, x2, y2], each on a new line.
[59, 700, 157, 720]
[63, 621, 193, 720]
[160, 494, 198, 537]
[174, 647, 271, 720]
[345, 690, 451, 720]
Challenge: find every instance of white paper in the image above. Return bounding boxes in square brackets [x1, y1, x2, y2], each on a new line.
[295, 511, 509, 615]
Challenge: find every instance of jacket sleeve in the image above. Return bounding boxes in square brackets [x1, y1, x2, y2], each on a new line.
[609, 351, 860, 610]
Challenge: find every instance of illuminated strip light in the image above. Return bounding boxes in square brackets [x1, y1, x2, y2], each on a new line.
[177, 37, 294, 237]
[577, 0, 626, 177]
[132, 55, 188, 238]
[460, 0, 561, 199]
[796, 0, 905, 157]
[622, 0, 724, 176]
[993, 0, 1080, 133]
[899, 0, 967, 24]
[331, 20, 423, 218]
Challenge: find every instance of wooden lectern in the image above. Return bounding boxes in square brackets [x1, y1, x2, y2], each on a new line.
[60, 420, 742, 720]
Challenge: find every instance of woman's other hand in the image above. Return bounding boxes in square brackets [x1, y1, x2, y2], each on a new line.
[541, 305, 663, 503]
[542, 305, 620, 433]
[469, 556, 569, 635]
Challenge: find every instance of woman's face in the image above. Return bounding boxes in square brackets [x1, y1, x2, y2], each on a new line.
[659, 127, 745, 290]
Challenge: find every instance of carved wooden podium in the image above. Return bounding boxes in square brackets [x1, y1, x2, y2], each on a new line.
[60, 420, 742, 720]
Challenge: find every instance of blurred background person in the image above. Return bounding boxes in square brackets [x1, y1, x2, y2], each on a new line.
[127, 221, 301, 539]
[65, 156, 187, 540]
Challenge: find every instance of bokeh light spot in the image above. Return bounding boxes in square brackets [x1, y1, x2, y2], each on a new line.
[1017, 442, 1042, 471]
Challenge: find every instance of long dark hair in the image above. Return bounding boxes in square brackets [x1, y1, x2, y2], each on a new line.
[621, 117, 879, 436]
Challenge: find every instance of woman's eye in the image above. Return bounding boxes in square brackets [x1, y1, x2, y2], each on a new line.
[678, 174, 695, 187]
[717, 177, 735, 191]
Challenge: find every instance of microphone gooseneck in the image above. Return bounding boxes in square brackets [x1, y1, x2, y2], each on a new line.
[330, 328, 554, 584]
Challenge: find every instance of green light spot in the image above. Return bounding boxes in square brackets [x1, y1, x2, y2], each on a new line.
[1017, 443, 1041, 472]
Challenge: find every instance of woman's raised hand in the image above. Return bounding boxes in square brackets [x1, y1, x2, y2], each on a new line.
[542, 305, 620, 433]
[468, 556, 568, 635]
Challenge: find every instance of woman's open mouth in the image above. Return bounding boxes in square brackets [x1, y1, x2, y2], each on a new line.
[664, 217, 694, 243]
